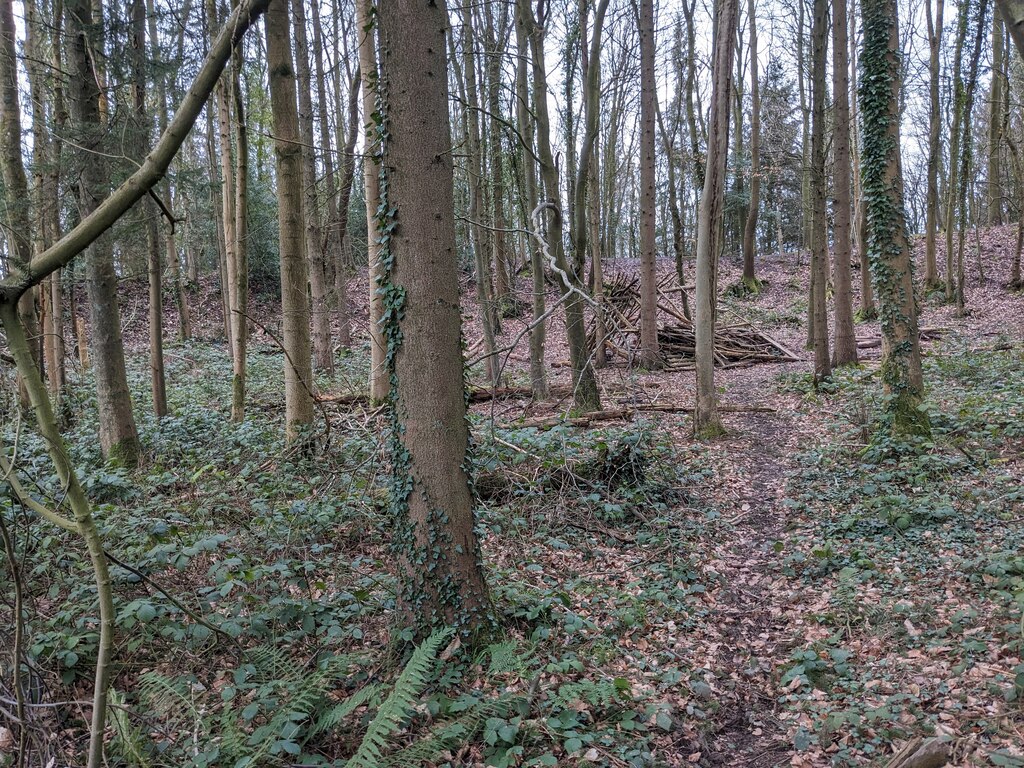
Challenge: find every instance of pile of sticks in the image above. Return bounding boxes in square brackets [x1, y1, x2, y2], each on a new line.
[588, 274, 800, 370]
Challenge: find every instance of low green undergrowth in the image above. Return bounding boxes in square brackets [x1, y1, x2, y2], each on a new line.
[773, 341, 1024, 763]
[2, 340, 714, 766]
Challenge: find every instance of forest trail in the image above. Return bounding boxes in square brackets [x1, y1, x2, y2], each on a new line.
[700, 377, 812, 767]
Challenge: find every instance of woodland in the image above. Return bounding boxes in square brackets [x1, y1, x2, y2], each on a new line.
[0, 0, 1023, 765]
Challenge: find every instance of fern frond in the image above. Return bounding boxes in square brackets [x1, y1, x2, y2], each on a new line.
[381, 696, 514, 767]
[346, 628, 454, 768]
[310, 683, 381, 737]
[108, 688, 153, 768]
[485, 641, 525, 676]
[138, 672, 200, 719]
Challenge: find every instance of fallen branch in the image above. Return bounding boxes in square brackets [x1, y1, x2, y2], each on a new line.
[883, 737, 950, 768]
[514, 403, 776, 429]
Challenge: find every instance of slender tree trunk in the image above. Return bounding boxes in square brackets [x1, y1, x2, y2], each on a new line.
[133, 0, 168, 417]
[924, 0, 944, 288]
[809, 0, 831, 383]
[638, 0, 659, 367]
[377, 0, 492, 636]
[457, 8, 500, 386]
[356, 0, 387, 402]
[742, 0, 761, 288]
[485, 3, 511, 309]
[989, 9, 1006, 225]
[25, 0, 65, 397]
[266, 0, 315, 443]
[694, 0, 739, 437]
[798, 0, 812, 253]
[860, 0, 928, 435]
[849, 10, 876, 320]
[589, 151, 608, 368]
[526, 0, 601, 411]
[515, 2, 547, 398]
[67, 0, 142, 465]
[291, 0, 333, 375]
[231, 46, 250, 420]
[312, 2, 352, 347]
[945, 4, 967, 303]
[148, 0, 191, 341]
[1, 0, 41, 394]
[832, 0, 857, 366]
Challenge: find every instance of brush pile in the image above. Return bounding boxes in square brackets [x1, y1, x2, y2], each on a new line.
[587, 274, 801, 370]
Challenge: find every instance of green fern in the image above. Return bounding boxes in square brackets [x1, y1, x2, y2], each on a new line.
[346, 627, 454, 768]
[109, 688, 153, 767]
[311, 682, 380, 737]
[381, 696, 514, 767]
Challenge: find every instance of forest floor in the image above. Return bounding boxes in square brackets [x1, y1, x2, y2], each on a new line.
[4, 229, 1024, 767]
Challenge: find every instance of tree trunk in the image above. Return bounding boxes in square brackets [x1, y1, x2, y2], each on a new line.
[694, 0, 739, 437]
[291, 0, 333, 375]
[515, 2, 548, 399]
[377, 0, 492, 636]
[355, 0, 387, 403]
[457, 7, 500, 386]
[924, 0, 943, 288]
[485, 3, 511, 309]
[809, 0, 831, 384]
[999, 0, 1024, 58]
[265, 0, 315, 444]
[989, 9, 1006, 226]
[132, 0, 168, 418]
[148, 0, 191, 341]
[944, 3, 967, 304]
[638, 0, 659, 367]
[831, 0, 857, 366]
[860, 0, 928, 435]
[0, 0, 42, 399]
[741, 0, 761, 288]
[312, 1, 352, 348]
[231, 45, 250, 420]
[24, 0, 65, 397]
[67, 0, 142, 465]
[526, 0, 601, 411]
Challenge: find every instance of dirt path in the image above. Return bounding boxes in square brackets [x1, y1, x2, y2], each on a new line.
[697, 379, 814, 767]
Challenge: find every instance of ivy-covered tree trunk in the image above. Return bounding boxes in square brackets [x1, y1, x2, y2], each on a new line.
[377, 0, 492, 636]
[860, 0, 928, 435]
[265, 0, 315, 444]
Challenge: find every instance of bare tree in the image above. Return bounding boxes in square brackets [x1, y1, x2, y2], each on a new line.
[638, 0, 659, 366]
[266, 0, 315, 443]
[694, 0, 739, 437]
[832, 0, 857, 366]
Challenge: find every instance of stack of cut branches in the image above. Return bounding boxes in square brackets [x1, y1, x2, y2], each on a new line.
[587, 274, 800, 369]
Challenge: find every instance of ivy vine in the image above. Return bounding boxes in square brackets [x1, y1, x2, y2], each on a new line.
[372, 10, 494, 640]
[858, 0, 929, 436]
